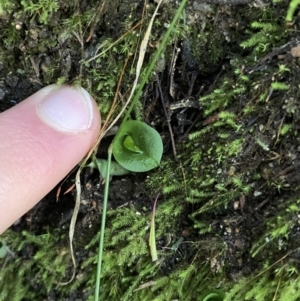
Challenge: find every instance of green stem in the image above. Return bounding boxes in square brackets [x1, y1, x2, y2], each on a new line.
[94, 144, 113, 301]
[119, 0, 188, 128]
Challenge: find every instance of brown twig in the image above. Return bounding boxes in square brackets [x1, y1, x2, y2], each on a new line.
[254, 198, 269, 211]
[169, 43, 180, 99]
[84, 20, 142, 64]
[85, 1, 106, 42]
[178, 114, 201, 142]
[277, 162, 300, 177]
[156, 74, 177, 159]
[187, 71, 198, 96]
[246, 39, 299, 74]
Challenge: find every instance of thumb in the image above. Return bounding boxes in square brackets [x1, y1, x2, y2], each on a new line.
[0, 85, 101, 233]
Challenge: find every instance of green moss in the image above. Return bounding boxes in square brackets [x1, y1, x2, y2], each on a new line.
[0, 230, 72, 300]
[20, 0, 59, 25]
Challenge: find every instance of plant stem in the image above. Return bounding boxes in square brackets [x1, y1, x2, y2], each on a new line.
[119, 0, 188, 128]
[94, 144, 113, 301]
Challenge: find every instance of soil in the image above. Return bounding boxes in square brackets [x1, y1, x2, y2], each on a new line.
[1, 0, 300, 300]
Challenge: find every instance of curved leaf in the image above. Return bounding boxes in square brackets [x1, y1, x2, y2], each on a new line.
[113, 120, 163, 172]
[123, 135, 143, 154]
[87, 158, 130, 179]
[202, 291, 225, 301]
[0, 241, 7, 259]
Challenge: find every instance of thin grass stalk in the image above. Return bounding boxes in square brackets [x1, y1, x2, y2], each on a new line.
[94, 144, 113, 301]
[120, 0, 188, 127]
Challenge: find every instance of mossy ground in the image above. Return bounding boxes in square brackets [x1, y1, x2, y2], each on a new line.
[1, 0, 300, 300]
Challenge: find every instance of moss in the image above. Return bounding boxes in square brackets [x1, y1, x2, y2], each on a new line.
[0, 230, 72, 300]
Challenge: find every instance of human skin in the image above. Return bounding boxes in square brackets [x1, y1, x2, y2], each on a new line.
[0, 85, 101, 234]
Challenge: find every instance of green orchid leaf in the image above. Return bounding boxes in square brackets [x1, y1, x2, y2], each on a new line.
[0, 241, 8, 259]
[149, 195, 159, 262]
[87, 158, 130, 179]
[123, 135, 143, 154]
[202, 291, 225, 301]
[113, 120, 163, 172]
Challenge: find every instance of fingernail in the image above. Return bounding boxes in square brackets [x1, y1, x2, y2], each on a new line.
[36, 85, 93, 133]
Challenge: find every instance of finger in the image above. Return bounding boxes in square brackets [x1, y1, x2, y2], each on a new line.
[0, 85, 101, 233]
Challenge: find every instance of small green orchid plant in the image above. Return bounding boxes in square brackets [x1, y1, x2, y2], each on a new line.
[89, 120, 163, 177]
[88, 0, 189, 299]
[91, 120, 163, 300]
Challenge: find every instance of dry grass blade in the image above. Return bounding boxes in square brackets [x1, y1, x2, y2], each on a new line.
[104, 0, 164, 132]
[64, 0, 163, 284]
[84, 21, 142, 64]
[134, 280, 156, 291]
[85, 0, 106, 42]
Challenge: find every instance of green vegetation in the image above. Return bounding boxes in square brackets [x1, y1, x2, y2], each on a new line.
[281, 0, 300, 21]
[0, 230, 72, 300]
[1, 0, 300, 300]
[113, 120, 163, 172]
[21, 0, 59, 24]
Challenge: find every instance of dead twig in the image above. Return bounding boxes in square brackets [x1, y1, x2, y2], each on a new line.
[277, 162, 300, 177]
[254, 198, 269, 211]
[169, 43, 180, 99]
[85, 1, 106, 42]
[156, 74, 177, 159]
[246, 39, 299, 74]
[84, 20, 142, 64]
